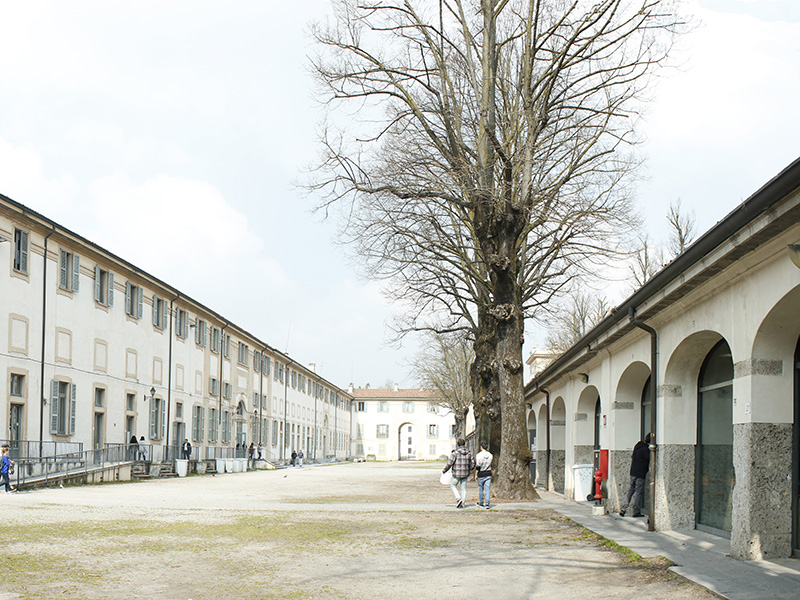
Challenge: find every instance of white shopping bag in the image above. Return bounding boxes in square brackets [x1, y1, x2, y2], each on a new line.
[440, 470, 453, 485]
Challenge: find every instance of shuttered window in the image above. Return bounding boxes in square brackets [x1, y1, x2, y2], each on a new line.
[50, 380, 76, 435]
[13, 229, 29, 274]
[125, 282, 144, 319]
[94, 266, 114, 306]
[59, 249, 80, 292]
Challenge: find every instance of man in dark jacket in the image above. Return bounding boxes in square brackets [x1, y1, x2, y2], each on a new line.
[443, 438, 476, 508]
[620, 433, 651, 517]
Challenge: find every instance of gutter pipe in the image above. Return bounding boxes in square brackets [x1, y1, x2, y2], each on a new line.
[629, 307, 658, 533]
[39, 225, 56, 458]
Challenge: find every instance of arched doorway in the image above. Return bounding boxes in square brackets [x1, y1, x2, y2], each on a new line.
[551, 397, 566, 493]
[235, 401, 247, 457]
[527, 409, 537, 485]
[696, 340, 734, 535]
[398, 422, 416, 460]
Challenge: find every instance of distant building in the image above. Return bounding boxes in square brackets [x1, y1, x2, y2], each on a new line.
[349, 386, 457, 460]
[526, 348, 560, 378]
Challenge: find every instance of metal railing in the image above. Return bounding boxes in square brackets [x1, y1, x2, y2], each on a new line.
[1, 440, 83, 461]
[9, 443, 131, 489]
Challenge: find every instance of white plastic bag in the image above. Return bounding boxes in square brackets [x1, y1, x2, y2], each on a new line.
[440, 470, 453, 485]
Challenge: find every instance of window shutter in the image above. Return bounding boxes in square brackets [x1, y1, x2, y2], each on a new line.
[161, 302, 167, 331]
[137, 287, 144, 319]
[202, 323, 207, 347]
[72, 254, 80, 291]
[69, 383, 77, 435]
[195, 320, 201, 345]
[94, 265, 101, 301]
[149, 396, 157, 438]
[200, 407, 205, 442]
[160, 399, 166, 440]
[152, 295, 159, 327]
[59, 249, 68, 289]
[50, 380, 60, 434]
[107, 272, 114, 306]
[125, 282, 132, 315]
[19, 230, 28, 273]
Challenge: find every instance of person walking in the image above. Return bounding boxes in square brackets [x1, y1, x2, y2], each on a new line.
[129, 435, 138, 461]
[443, 438, 475, 508]
[620, 433, 651, 517]
[290, 450, 297, 467]
[248, 443, 255, 467]
[1, 446, 16, 493]
[181, 438, 192, 460]
[298, 450, 304, 467]
[474, 442, 493, 509]
[139, 436, 148, 461]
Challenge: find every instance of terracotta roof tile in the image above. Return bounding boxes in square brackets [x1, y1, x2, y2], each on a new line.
[350, 388, 442, 400]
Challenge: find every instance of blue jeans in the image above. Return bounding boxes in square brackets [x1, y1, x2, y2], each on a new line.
[477, 475, 491, 506]
[450, 476, 467, 504]
[622, 476, 646, 514]
[2, 471, 10, 492]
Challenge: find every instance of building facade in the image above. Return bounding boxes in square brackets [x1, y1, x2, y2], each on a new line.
[525, 157, 800, 560]
[350, 387, 458, 460]
[1, 194, 352, 464]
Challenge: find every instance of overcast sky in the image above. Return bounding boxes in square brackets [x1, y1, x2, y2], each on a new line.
[1, 0, 798, 390]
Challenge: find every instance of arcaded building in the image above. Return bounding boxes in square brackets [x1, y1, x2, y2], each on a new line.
[525, 157, 800, 560]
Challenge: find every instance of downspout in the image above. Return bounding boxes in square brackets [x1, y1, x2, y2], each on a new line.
[259, 348, 266, 449]
[543, 388, 551, 493]
[283, 363, 288, 461]
[219, 322, 228, 443]
[629, 307, 658, 533]
[39, 225, 56, 458]
[313, 381, 318, 461]
[165, 293, 179, 456]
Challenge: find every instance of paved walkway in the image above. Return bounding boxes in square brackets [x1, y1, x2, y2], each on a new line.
[533, 490, 800, 600]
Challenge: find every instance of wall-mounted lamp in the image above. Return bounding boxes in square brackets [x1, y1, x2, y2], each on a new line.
[788, 244, 800, 269]
[578, 373, 589, 384]
[150, 387, 156, 398]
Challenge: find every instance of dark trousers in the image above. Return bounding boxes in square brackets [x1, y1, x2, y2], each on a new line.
[622, 475, 646, 514]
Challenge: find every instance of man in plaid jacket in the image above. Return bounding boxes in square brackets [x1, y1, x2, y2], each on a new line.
[443, 438, 476, 508]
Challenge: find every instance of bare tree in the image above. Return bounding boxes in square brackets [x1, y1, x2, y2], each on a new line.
[409, 332, 473, 439]
[310, 0, 684, 500]
[666, 198, 696, 257]
[629, 235, 664, 289]
[546, 290, 611, 353]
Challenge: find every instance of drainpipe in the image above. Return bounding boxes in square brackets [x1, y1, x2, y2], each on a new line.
[165, 293, 179, 456]
[313, 380, 318, 461]
[629, 307, 658, 533]
[259, 347, 267, 449]
[39, 225, 56, 458]
[283, 363, 288, 461]
[543, 388, 551, 492]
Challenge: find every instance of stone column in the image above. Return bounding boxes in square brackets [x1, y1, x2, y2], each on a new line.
[654, 444, 696, 531]
[731, 422, 792, 560]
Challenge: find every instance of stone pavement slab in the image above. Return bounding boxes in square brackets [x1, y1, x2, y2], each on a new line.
[534, 490, 800, 600]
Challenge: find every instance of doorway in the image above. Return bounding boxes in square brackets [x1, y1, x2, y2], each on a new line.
[9, 404, 23, 458]
[792, 336, 800, 556]
[696, 340, 734, 536]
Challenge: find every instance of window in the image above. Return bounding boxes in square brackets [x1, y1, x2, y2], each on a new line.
[50, 380, 76, 435]
[223, 333, 230, 358]
[278, 363, 285, 383]
[239, 342, 249, 365]
[126, 393, 135, 412]
[291, 370, 297, 388]
[195, 319, 207, 347]
[379, 401, 388, 412]
[427, 402, 438, 413]
[210, 326, 220, 353]
[450, 424, 457, 438]
[10, 374, 24, 397]
[272, 420, 278, 446]
[192, 405, 205, 442]
[125, 282, 144, 319]
[149, 396, 165, 439]
[13, 229, 29, 274]
[429, 444, 437, 455]
[208, 407, 218, 442]
[403, 402, 414, 413]
[176, 402, 183, 419]
[209, 377, 220, 396]
[222, 382, 232, 400]
[356, 402, 366, 412]
[377, 424, 389, 438]
[94, 266, 114, 306]
[222, 410, 231, 443]
[95, 388, 105, 408]
[152, 295, 168, 329]
[427, 424, 439, 438]
[253, 351, 261, 372]
[175, 308, 188, 339]
[265, 356, 271, 376]
[59, 249, 80, 291]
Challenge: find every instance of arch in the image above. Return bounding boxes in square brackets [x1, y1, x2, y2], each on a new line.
[527, 409, 538, 486]
[397, 421, 416, 461]
[537, 404, 549, 487]
[550, 397, 566, 493]
[794, 336, 800, 554]
[574, 386, 600, 466]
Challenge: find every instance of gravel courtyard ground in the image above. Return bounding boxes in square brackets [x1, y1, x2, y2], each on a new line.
[0, 461, 717, 600]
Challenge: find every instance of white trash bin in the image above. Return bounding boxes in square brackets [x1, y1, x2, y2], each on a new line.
[572, 464, 595, 501]
[175, 459, 188, 477]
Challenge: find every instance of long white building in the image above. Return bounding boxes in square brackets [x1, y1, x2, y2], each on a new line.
[525, 156, 800, 561]
[1, 193, 353, 464]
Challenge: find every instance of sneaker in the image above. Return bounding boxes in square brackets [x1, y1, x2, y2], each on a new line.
[476, 503, 483, 508]
[484, 503, 491, 509]
[619, 510, 626, 517]
[456, 500, 464, 508]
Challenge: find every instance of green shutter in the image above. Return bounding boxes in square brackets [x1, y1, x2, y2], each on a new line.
[19, 230, 28, 273]
[149, 395, 157, 438]
[125, 282, 132, 315]
[107, 273, 114, 306]
[160, 398, 166, 439]
[72, 254, 80, 292]
[200, 407, 205, 442]
[69, 383, 77, 435]
[137, 287, 144, 319]
[50, 380, 60, 434]
[152, 295, 159, 327]
[59, 249, 68, 289]
[94, 265, 101, 301]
